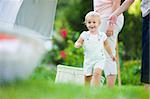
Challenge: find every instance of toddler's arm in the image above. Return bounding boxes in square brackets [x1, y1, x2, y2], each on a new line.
[104, 39, 116, 61]
[74, 37, 84, 48]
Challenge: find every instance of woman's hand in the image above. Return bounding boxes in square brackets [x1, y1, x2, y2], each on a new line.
[109, 14, 117, 25]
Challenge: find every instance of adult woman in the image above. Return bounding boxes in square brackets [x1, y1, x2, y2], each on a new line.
[93, 0, 124, 87]
[109, 0, 150, 90]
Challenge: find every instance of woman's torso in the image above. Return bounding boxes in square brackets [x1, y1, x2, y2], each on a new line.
[94, 0, 113, 18]
[93, 0, 124, 20]
[93, 0, 124, 33]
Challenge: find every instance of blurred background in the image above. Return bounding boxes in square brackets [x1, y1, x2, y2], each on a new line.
[41, 0, 142, 85]
[1, 0, 148, 99]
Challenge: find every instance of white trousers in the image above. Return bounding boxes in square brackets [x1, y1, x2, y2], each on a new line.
[99, 14, 124, 76]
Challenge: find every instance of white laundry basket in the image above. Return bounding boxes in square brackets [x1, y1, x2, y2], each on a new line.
[55, 65, 84, 85]
[55, 65, 105, 85]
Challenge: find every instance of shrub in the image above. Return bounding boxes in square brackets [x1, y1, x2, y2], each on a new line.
[30, 65, 56, 81]
[43, 28, 84, 67]
[120, 60, 141, 85]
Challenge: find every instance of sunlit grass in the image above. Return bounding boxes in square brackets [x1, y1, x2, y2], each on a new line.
[0, 65, 149, 99]
[0, 79, 149, 99]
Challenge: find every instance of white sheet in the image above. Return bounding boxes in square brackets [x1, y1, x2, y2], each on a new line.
[0, 0, 57, 39]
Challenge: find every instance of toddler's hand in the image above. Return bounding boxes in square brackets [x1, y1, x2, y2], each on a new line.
[74, 42, 82, 48]
[111, 55, 116, 61]
[106, 24, 114, 37]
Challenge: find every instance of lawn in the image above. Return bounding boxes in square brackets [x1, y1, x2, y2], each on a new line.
[0, 79, 149, 99]
[0, 66, 149, 99]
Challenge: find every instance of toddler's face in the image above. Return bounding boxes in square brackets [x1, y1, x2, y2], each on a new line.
[85, 16, 100, 32]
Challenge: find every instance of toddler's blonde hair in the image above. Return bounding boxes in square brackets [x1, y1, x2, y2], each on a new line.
[84, 11, 101, 24]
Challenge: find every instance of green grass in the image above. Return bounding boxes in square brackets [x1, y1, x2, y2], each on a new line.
[0, 66, 149, 99]
[0, 79, 149, 99]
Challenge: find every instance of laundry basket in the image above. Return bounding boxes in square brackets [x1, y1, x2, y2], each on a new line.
[55, 65, 105, 85]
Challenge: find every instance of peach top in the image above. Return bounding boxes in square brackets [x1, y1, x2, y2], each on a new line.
[93, 0, 114, 19]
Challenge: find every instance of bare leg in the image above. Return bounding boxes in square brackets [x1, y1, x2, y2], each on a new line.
[106, 74, 116, 87]
[84, 75, 92, 86]
[93, 68, 102, 86]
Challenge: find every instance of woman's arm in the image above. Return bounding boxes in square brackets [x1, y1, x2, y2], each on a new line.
[109, 0, 135, 24]
[74, 37, 84, 48]
[112, 0, 121, 12]
[106, 0, 121, 37]
[113, 0, 135, 16]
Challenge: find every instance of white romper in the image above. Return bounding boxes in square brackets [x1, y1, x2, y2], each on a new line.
[80, 31, 107, 76]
